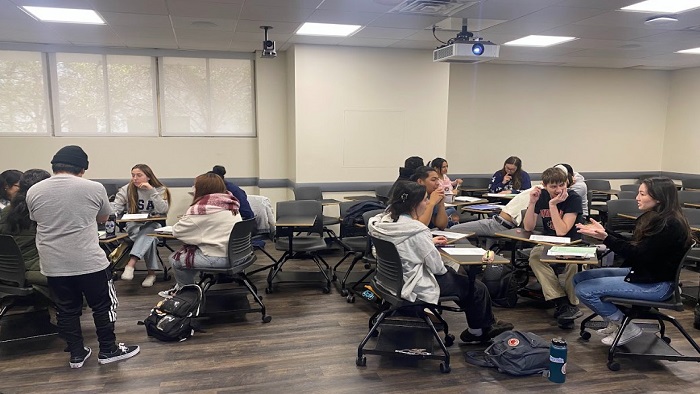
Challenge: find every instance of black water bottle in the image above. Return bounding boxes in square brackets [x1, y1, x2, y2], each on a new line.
[105, 214, 116, 238]
[694, 302, 700, 330]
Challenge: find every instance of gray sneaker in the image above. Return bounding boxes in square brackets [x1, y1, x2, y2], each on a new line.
[98, 343, 140, 365]
[556, 304, 583, 323]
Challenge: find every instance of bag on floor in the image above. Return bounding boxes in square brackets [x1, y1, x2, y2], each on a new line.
[138, 284, 203, 342]
[108, 242, 131, 271]
[482, 263, 519, 308]
[465, 330, 550, 376]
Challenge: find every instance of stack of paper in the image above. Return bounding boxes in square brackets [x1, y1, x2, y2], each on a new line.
[441, 247, 487, 256]
[547, 246, 596, 258]
[455, 196, 482, 202]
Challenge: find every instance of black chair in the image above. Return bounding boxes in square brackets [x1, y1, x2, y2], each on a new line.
[102, 183, 119, 202]
[293, 186, 341, 243]
[332, 202, 369, 282]
[340, 209, 385, 301]
[356, 236, 456, 373]
[0, 235, 57, 342]
[619, 184, 638, 192]
[678, 190, 700, 207]
[605, 199, 639, 237]
[586, 180, 611, 222]
[579, 245, 700, 371]
[268, 200, 332, 293]
[459, 177, 491, 196]
[682, 178, 700, 191]
[374, 185, 392, 205]
[616, 191, 636, 200]
[197, 219, 271, 323]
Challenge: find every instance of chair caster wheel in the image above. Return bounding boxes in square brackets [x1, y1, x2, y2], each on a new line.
[662, 336, 671, 344]
[322, 287, 331, 294]
[440, 363, 451, 373]
[265, 287, 273, 294]
[444, 334, 455, 347]
[356, 356, 366, 367]
[347, 295, 355, 303]
[262, 315, 272, 323]
[340, 289, 348, 297]
[580, 330, 591, 340]
[607, 361, 620, 371]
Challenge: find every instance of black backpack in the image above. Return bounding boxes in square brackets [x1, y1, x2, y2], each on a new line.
[138, 284, 203, 342]
[465, 330, 550, 376]
[340, 201, 386, 237]
[482, 263, 519, 308]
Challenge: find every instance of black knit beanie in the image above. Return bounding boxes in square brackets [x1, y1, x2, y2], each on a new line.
[51, 145, 89, 170]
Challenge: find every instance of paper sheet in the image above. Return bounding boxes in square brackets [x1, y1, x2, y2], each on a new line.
[154, 226, 173, 234]
[529, 235, 571, 244]
[120, 213, 149, 220]
[431, 230, 468, 240]
[547, 246, 596, 258]
[454, 196, 482, 202]
[441, 247, 487, 256]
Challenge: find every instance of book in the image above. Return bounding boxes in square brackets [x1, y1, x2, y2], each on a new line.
[529, 235, 571, 244]
[547, 246, 596, 258]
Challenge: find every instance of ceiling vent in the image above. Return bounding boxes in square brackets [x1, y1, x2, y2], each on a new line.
[390, 0, 477, 16]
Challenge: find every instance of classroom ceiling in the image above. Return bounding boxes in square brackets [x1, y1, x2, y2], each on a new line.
[3, 0, 700, 70]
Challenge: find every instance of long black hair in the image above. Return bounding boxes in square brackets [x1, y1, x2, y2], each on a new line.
[634, 177, 692, 247]
[387, 181, 426, 221]
[3, 169, 50, 233]
[0, 169, 22, 200]
[500, 156, 524, 190]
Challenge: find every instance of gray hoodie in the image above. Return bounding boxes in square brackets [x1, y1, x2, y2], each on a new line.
[367, 212, 447, 304]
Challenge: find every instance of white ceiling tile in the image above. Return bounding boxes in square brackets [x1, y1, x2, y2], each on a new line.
[178, 38, 232, 50]
[243, 0, 323, 8]
[171, 16, 237, 31]
[124, 37, 179, 49]
[287, 35, 343, 45]
[167, 0, 243, 19]
[0, 0, 30, 20]
[555, 0, 637, 10]
[481, 6, 608, 35]
[338, 36, 398, 47]
[174, 28, 236, 41]
[235, 20, 301, 34]
[319, 0, 396, 13]
[229, 41, 258, 52]
[542, 24, 657, 41]
[239, 3, 316, 22]
[232, 31, 292, 42]
[352, 26, 417, 39]
[0, 24, 71, 44]
[389, 39, 438, 49]
[110, 26, 176, 40]
[574, 10, 699, 31]
[368, 13, 445, 29]
[451, 0, 561, 20]
[101, 12, 172, 28]
[90, 0, 169, 15]
[16, 0, 93, 8]
[307, 9, 383, 25]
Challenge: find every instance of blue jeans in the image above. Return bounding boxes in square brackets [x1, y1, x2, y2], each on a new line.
[573, 268, 674, 318]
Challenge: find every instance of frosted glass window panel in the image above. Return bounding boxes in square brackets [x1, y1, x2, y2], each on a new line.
[161, 57, 207, 135]
[210, 58, 254, 136]
[55, 53, 107, 134]
[107, 55, 156, 134]
[0, 50, 49, 134]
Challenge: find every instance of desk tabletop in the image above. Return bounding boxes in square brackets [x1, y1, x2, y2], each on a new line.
[439, 246, 509, 265]
[276, 215, 317, 227]
[320, 198, 340, 206]
[539, 245, 597, 265]
[617, 212, 700, 232]
[494, 228, 581, 246]
[459, 187, 489, 193]
[343, 195, 377, 202]
[449, 198, 489, 206]
[147, 233, 176, 239]
[685, 202, 700, 209]
[117, 215, 167, 223]
[482, 193, 516, 200]
[461, 205, 503, 215]
[98, 233, 129, 243]
[590, 189, 620, 195]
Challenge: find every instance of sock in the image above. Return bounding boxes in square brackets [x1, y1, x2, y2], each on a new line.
[553, 296, 569, 307]
[468, 328, 483, 336]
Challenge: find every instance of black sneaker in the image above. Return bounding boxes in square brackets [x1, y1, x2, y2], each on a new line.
[556, 304, 583, 323]
[460, 329, 489, 344]
[98, 343, 140, 365]
[69, 346, 92, 369]
[487, 320, 514, 339]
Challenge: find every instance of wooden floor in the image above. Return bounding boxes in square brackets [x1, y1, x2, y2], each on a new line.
[2, 244, 700, 394]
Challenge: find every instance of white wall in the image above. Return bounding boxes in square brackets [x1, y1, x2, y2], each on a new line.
[663, 67, 700, 174]
[446, 63, 670, 175]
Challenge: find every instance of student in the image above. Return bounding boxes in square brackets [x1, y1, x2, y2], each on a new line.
[113, 164, 170, 287]
[410, 166, 447, 230]
[367, 181, 513, 343]
[429, 157, 462, 202]
[210, 165, 254, 220]
[27, 145, 139, 368]
[574, 177, 693, 345]
[488, 156, 531, 194]
[0, 169, 22, 211]
[555, 163, 588, 217]
[387, 156, 424, 199]
[523, 167, 583, 326]
[160, 173, 242, 297]
[0, 169, 51, 297]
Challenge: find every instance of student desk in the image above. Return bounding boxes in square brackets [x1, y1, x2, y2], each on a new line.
[447, 198, 489, 207]
[343, 195, 377, 202]
[319, 199, 340, 206]
[685, 203, 700, 209]
[539, 245, 597, 265]
[460, 204, 503, 218]
[98, 233, 129, 255]
[590, 189, 620, 196]
[495, 228, 581, 265]
[482, 193, 516, 201]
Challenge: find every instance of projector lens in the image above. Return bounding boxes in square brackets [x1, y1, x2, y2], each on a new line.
[472, 43, 484, 55]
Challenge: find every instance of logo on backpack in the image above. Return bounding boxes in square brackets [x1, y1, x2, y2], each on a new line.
[138, 284, 203, 342]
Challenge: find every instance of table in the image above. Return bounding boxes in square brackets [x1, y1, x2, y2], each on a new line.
[685, 203, 700, 209]
[448, 198, 489, 207]
[539, 245, 597, 265]
[438, 246, 509, 266]
[495, 228, 582, 246]
[343, 195, 377, 201]
[320, 198, 340, 206]
[461, 204, 503, 217]
[482, 193, 516, 201]
[458, 187, 489, 194]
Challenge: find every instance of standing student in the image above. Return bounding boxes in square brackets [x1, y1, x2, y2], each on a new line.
[160, 173, 242, 297]
[27, 145, 139, 368]
[0, 169, 22, 211]
[523, 167, 583, 327]
[113, 164, 170, 287]
[367, 181, 513, 343]
[488, 156, 531, 194]
[410, 166, 448, 230]
[210, 165, 253, 220]
[575, 177, 693, 345]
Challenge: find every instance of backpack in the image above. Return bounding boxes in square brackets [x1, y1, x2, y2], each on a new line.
[465, 330, 550, 376]
[138, 284, 203, 342]
[340, 201, 386, 237]
[108, 242, 131, 271]
[482, 264, 519, 308]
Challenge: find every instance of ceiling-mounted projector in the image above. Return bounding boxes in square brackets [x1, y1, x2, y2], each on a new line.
[432, 20, 499, 63]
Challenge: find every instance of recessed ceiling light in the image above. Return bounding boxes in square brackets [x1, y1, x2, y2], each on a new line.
[644, 15, 680, 25]
[503, 35, 577, 47]
[676, 47, 700, 54]
[621, 0, 700, 13]
[21, 6, 105, 24]
[296, 22, 361, 37]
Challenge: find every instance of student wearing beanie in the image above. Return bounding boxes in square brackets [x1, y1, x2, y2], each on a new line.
[210, 165, 254, 220]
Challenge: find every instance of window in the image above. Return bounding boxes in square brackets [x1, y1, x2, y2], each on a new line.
[160, 57, 255, 136]
[0, 50, 50, 134]
[53, 53, 157, 135]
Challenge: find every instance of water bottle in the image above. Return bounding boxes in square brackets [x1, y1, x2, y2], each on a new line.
[694, 302, 700, 330]
[105, 214, 116, 238]
[548, 338, 567, 383]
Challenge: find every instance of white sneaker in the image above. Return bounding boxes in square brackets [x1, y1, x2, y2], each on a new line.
[120, 266, 134, 281]
[596, 322, 618, 336]
[141, 274, 157, 287]
[602, 322, 643, 346]
[158, 286, 179, 298]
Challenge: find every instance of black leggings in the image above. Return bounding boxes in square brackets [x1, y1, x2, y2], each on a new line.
[435, 266, 495, 329]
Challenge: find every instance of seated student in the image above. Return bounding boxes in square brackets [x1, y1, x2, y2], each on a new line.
[0, 169, 51, 297]
[0, 169, 23, 212]
[574, 177, 693, 345]
[387, 156, 424, 199]
[160, 173, 241, 297]
[450, 186, 534, 249]
[523, 167, 583, 326]
[555, 163, 588, 218]
[489, 156, 531, 194]
[367, 181, 513, 343]
[113, 164, 170, 287]
[430, 157, 462, 225]
[410, 166, 448, 230]
[210, 165, 254, 220]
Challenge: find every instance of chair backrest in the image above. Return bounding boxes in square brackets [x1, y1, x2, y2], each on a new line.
[682, 178, 700, 191]
[102, 183, 119, 202]
[605, 199, 639, 233]
[228, 218, 256, 264]
[375, 185, 392, 205]
[275, 200, 323, 237]
[519, 209, 543, 231]
[619, 184, 638, 192]
[667, 244, 696, 309]
[362, 209, 386, 259]
[617, 191, 637, 200]
[339, 201, 356, 219]
[678, 190, 700, 206]
[682, 207, 700, 225]
[0, 235, 28, 288]
[370, 236, 404, 299]
[585, 180, 612, 202]
[293, 186, 323, 201]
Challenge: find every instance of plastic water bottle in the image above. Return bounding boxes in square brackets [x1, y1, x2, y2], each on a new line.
[694, 302, 700, 330]
[548, 338, 567, 383]
[105, 214, 116, 238]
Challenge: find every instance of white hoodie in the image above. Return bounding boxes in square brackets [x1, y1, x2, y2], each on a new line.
[367, 213, 447, 304]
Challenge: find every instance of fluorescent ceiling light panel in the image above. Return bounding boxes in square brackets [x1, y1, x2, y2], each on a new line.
[21, 6, 105, 24]
[621, 0, 700, 13]
[504, 35, 577, 47]
[296, 22, 361, 37]
[676, 47, 700, 54]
